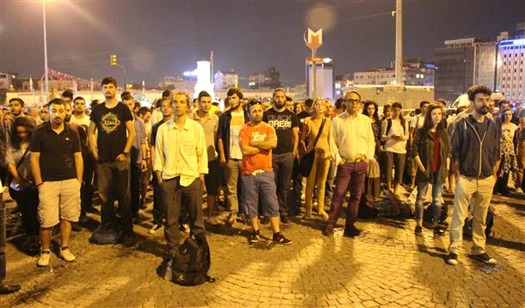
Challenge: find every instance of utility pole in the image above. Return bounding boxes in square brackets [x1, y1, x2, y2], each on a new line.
[395, 0, 404, 86]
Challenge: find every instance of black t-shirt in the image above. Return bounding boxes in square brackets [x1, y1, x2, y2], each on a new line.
[29, 122, 81, 181]
[90, 102, 133, 162]
[263, 108, 299, 154]
[150, 120, 165, 147]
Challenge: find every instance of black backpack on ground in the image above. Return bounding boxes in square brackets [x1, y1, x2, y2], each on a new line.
[172, 233, 215, 286]
[89, 224, 122, 245]
[463, 208, 494, 237]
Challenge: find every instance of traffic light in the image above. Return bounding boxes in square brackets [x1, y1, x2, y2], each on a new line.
[110, 54, 117, 66]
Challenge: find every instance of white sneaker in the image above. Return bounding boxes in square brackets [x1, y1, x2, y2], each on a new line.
[59, 248, 76, 262]
[37, 250, 51, 267]
[516, 187, 523, 194]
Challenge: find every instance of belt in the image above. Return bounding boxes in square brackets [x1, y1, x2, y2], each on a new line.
[251, 169, 266, 176]
[341, 156, 365, 164]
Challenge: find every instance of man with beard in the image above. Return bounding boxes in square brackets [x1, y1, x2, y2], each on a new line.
[263, 88, 299, 223]
[217, 88, 249, 225]
[240, 100, 292, 245]
[30, 98, 83, 266]
[446, 85, 500, 266]
[70, 96, 91, 128]
[88, 76, 136, 244]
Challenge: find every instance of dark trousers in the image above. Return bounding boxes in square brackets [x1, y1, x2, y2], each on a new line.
[80, 154, 95, 216]
[130, 163, 141, 216]
[10, 187, 39, 236]
[96, 160, 132, 234]
[289, 158, 303, 215]
[152, 174, 164, 224]
[0, 196, 6, 282]
[327, 161, 368, 227]
[386, 152, 406, 187]
[161, 177, 205, 258]
[272, 152, 295, 218]
[324, 159, 336, 205]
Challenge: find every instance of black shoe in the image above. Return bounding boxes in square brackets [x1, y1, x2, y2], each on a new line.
[322, 224, 334, 236]
[0, 284, 21, 294]
[433, 227, 446, 237]
[414, 226, 423, 235]
[471, 252, 497, 264]
[260, 216, 270, 225]
[248, 231, 261, 244]
[123, 232, 138, 247]
[280, 215, 289, 224]
[273, 232, 292, 245]
[159, 258, 173, 281]
[343, 225, 362, 238]
[71, 222, 82, 232]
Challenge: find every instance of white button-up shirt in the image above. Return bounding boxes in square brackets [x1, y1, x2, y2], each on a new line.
[331, 112, 375, 161]
[153, 117, 208, 186]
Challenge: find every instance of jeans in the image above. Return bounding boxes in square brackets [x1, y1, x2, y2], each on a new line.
[161, 177, 205, 258]
[289, 158, 303, 215]
[449, 175, 495, 255]
[130, 163, 141, 216]
[414, 172, 443, 223]
[80, 153, 95, 216]
[96, 160, 132, 234]
[386, 152, 406, 187]
[10, 186, 40, 236]
[151, 174, 164, 224]
[327, 161, 368, 227]
[241, 171, 280, 220]
[272, 152, 295, 218]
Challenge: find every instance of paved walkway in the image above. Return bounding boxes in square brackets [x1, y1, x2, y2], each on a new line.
[2, 190, 524, 307]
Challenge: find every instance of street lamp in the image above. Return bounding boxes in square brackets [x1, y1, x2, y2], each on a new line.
[43, 0, 49, 101]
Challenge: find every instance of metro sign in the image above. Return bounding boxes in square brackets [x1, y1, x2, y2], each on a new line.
[305, 28, 323, 50]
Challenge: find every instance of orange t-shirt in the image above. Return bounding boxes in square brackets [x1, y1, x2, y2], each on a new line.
[239, 122, 275, 175]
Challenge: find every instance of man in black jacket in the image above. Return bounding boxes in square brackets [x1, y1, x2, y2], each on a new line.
[447, 85, 500, 266]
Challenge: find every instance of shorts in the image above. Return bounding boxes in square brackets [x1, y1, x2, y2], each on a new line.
[240, 171, 280, 220]
[38, 179, 81, 228]
[204, 159, 220, 195]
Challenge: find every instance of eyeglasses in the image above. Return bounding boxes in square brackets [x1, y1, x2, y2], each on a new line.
[248, 100, 262, 108]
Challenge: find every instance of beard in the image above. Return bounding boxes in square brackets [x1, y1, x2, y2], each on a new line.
[475, 106, 489, 115]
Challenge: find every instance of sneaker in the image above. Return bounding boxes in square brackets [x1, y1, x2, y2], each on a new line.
[471, 252, 497, 264]
[37, 250, 51, 267]
[148, 223, 163, 234]
[59, 247, 76, 262]
[248, 231, 261, 244]
[273, 232, 292, 245]
[445, 252, 458, 265]
[433, 227, 446, 237]
[280, 215, 290, 224]
[343, 225, 362, 238]
[516, 187, 524, 194]
[414, 226, 422, 235]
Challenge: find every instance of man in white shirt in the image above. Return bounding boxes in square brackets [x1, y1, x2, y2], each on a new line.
[70, 97, 91, 128]
[154, 91, 207, 269]
[323, 91, 375, 237]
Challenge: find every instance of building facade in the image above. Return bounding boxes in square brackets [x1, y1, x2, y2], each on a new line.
[214, 70, 238, 90]
[353, 60, 435, 88]
[497, 37, 525, 103]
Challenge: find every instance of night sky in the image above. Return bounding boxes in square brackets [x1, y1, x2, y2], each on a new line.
[1, 0, 524, 87]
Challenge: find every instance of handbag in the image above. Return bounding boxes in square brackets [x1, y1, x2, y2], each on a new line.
[299, 118, 326, 177]
[7, 147, 31, 192]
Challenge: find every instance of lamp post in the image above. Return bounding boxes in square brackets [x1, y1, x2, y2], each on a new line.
[43, 0, 49, 101]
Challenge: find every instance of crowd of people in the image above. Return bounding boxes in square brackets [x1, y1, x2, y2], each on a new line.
[0, 79, 524, 293]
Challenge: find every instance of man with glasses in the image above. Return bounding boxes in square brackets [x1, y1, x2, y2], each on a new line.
[323, 91, 375, 237]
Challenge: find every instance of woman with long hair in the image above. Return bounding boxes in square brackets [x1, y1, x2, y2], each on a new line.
[494, 108, 518, 195]
[412, 104, 450, 235]
[300, 98, 334, 220]
[362, 101, 382, 203]
[381, 102, 409, 196]
[5, 116, 40, 253]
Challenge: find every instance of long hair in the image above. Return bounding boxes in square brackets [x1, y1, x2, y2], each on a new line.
[423, 103, 446, 132]
[9, 116, 36, 150]
[362, 100, 380, 122]
[391, 101, 405, 127]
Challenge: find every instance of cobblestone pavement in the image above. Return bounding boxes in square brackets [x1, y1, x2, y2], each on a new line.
[1, 189, 524, 307]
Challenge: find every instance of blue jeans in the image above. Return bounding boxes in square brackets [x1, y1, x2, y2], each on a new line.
[272, 152, 295, 218]
[241, 171, 280, 220]
[414, 172, 443, 223]
[96, 160, 132, 234]
[161, 177, 205, 258]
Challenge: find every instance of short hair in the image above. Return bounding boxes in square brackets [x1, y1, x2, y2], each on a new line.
[247, 99, 262, 111]
[101, 76, 117, 87]
[226, 88, 243, 99]
[162, 89, 172, 99]
[172, 91, 190, 105]
[285, 96, 293, 102]
[91, 99, 100, 107]
[8, 98, 25, 107]
[383, 103, 392, 113]
[467, 85, 492, 102]
[73, 96, 85, 103]
[48, 98, 67, 110]
[198, 91, 212, 101]
[304, 98, 314, 108]
[419, 100, 430, 108]
[137, 106, 151, 117]
[121, 92, 133, 101]
[62, 89, 74, 100]
[345, 91, 362, 101]
[334, 98, 344, 110]
[499, 100, 510, 108]
[273, 88, 286, 97]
